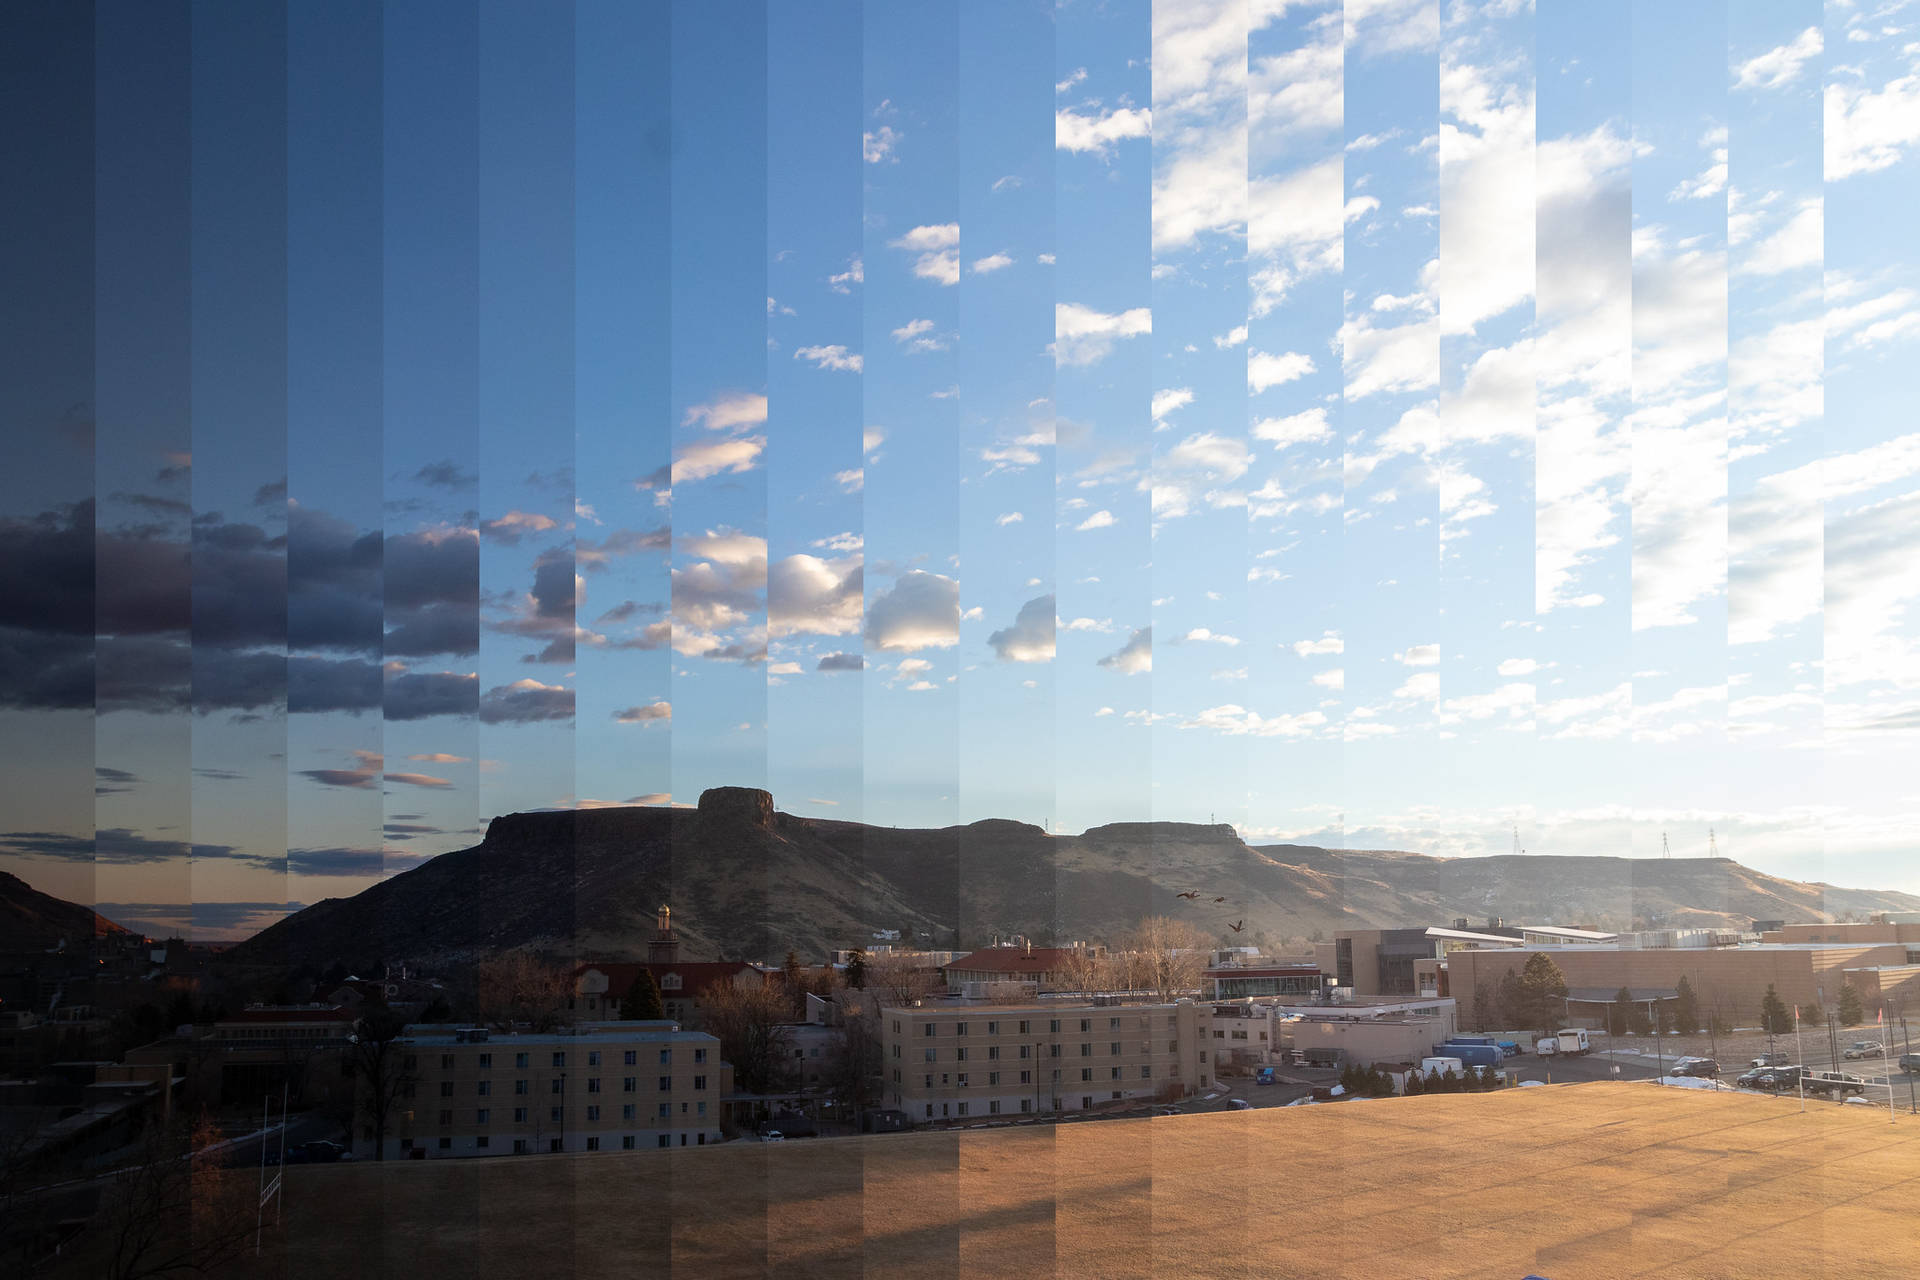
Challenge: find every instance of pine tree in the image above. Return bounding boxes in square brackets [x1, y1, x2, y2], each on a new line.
[1517, 953, 1570, 1035]
[1760, 984, 1792, 1035]
[1609, 987, 1634, 1037]
[1404, 1067, 1425, 1096]
[1800, 1002, 1823, 1027]
[1838, 981, 1864, 1027]
[623, 969, 667, 1022]
[1496, 970, 1524, 1031]
[845, 948, 868, 990]
[1672, 976, 1700, 1036]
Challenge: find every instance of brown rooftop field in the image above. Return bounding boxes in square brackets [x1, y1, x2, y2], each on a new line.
[251, 1084, 1920, 1279]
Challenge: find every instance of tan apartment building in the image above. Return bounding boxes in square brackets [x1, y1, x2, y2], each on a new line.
[878, 1000, 1213, 1123]
[1447, 943, 1920, 1028]
[356, 1020, 732, 1160]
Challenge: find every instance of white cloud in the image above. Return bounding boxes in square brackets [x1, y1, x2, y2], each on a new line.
[970, 252, 1014, 275]
[863, 427, 886, 455]
[1312, 668, 1345, 691]
[1496, 657, 1540, 677]
[1439, 56, 1536, 336]
[1248, 155, 1344, 316]
[1247, 350, 1315, 394]
[1736, 198, 1821, 277]
[1252, 407, 1333, 449]
[865, 571, 959, 652]
[1396, 644, 1440, 667]
[1187, 704, 1327, 738]
[1393, 672, 1440, 700]
[1181, 628, 1240, 647]
[1826, 67, 1920, 179]
[1054, 302, 1152, 367]
[1338, 313, 1439, 400]
[1214, 325, 1248, 349]
[768, 553, 862, 639]
[1056, 105, 1153, 155]
[614, 701, 672, 724]
[681, 391, 768, 433]
[863, 125, 900, 164]
[1292, 632, 1343, 658]
[1734, 27, 1822, 92]
[1668, 131, 1729, 202]
[833, 468, 863, 493]
[794, 344, 862, 373]
[995, 512, 1023, 527]
[889, 223, 961, 286]
[1099, 626, 1152, 674]
[988, 594, 1056, 663]
[828, 256, 864, 293]
[1151, 388, 1194, 422]
[891, 317, 945, 352]
[672, 436, 764, 486]
[1076, 510, 1116, 531]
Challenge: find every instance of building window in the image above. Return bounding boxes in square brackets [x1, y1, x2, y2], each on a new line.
[552, 1053, 566, 1069]
[1079, 1019, 1091, 1033]
[1110, 1067, 1121, 1080]
[1170, 1041, 1179, 1053]
[1081, 1068, 1092, 1082]
[697, 1102, 706, 1116]
[586, 1136, 599, 1151]
[622, 1104, 635, 1121]
[1018, 1045, 1030, 1059]
[1141, 1066, 1152, 1079]
[1080, 1044, 1091, 1057]
[988, 1072, 1000, 1085]
[515, 1079, 528, 1095]
[987, 1046, 1000, 1060]
[659, 1135, 670, 1148]
[924, 1049, 935, 1063]
[623, 1050, 637, 1066]
[477, 1081, 491, 1097]
[550, 1107, 563, 1124]
[1052, 1070, 1062, 1082]
[987, 1021, 998, 1035]
[623, 1135, 635, 1150]
[957, 1073, 968, 1087]
[476, 1109, 490, 1125]
[658, 1103, 669, 1119]
[989, 1100, 1001, 1114]
[1049, 1019, 1061, 1033]
[659, 1076, 672, 1091]
[441, 1054, 455, 1070]
[924, 1024, 935, 1037]
[477, 1053, 491, 1069]
[1199, 1051, 1207, 1063]
[694, 1048, 706, 1064]
[515, 1053, 529, 1069]
[515, 1139, 529, 1154]
[956, 1047, 967, 1062]
[924, 1075, 933, 1088]
[1109, 1017, 1121, 1030]
[438, 1110, 453, 1126]
[1110, 1042, 1120, 1056]
[1018, 1020, 1030, 1034]
[693, 1075, 706, 1091]
[588, 1052, 601, 1067]
[439, 1137, 452, 1150]
[551, 1079, 564, 1095]
[1050, 1045, 1061, 1058]
[440, 1082, 454, 1098]
[623, 1077, 636, 1093]
[659, 1048, 671, 1066]
[514, 1107, 527, 1122]
[957, 1102, 969, 1116]
[587, 1106, 600, 1121]
[588, 1078, 601, 1094]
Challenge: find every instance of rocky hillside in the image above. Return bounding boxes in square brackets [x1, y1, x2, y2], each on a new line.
[0, 870, 136, 950]
[220, 788, 1920, 970]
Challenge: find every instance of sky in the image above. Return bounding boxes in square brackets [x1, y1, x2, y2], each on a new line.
[4, 0, 1920, 939]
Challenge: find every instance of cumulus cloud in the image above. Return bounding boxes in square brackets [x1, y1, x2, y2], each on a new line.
[865, 571, 959, 652]
[1248, 350, 1315, 394]
[614, 701, 672, 724]
[1099, 626, 1152, 675]
[794, 344, 863, 372]
[889, 223, 961, 286]
[1734, 27, 1822, 92]
[1054, 302, 1152, 367]
[988, 594, 1056, 663]
[1056, 105, 1152, 155]
[768, 553, 863, 638]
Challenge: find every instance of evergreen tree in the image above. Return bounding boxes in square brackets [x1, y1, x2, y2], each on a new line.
[1838, 981, 1864, 1027]
[623, 969, 667, 1022]
[1672, 976, 1700, 1036]
[845, 948, 868, 990]
[1760, 984, 1792, 1035]
[1404, 1067, 1425, 1096]
[1473, 982, 1492, 1032]
[1516, 953, 1570, 1035]
[1800, 1002, 1823, 1027]
[1496, 970, 1525, 1030]
[1608, 987, 1634, 1037]
[1626, 997, 1653, 1037]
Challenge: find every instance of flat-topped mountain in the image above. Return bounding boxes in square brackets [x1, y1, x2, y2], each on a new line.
[220, 789, 1920, 970]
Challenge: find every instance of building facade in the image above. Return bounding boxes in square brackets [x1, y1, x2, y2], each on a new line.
[878, 1000, 1214, 1123]
[357, 1020, 732, 1160]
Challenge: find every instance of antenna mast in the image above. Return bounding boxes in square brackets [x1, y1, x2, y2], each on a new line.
[1662, 832, 1670, 860]
[1708, 827, 1718, 858]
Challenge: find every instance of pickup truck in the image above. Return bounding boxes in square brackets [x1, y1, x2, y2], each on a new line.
[1750, 1052, 1789, 1068]
[1802, 1070, 1869, 1098]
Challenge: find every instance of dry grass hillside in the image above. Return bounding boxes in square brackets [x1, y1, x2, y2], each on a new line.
[245, 1083, 1920, 1279]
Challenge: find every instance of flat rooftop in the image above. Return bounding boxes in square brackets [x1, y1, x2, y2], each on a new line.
[249, 1083, 1920, 1278]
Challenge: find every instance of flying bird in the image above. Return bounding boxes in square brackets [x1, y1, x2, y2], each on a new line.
[1175, 891, 1199, 900]
[1213, 897, 1227, 903]
[1228, 920, 1244, 933]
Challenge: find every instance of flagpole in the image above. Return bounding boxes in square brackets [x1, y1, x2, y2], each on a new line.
[1882, 1007, 1896, 1126]
[1795, 1003, 1804, 1113]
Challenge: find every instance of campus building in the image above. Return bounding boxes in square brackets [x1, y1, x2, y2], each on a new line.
[356, 1020, 732, 1160]
[878, 1000, 1214, 1123]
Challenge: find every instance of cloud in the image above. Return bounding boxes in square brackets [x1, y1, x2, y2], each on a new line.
[794, 345, 862, 373]
[672, 435, 765, 485]
[1214, 325, 1248, 349]
[681, 391, 769, 433]
[1099, 626, 1152, 675]
[865, 571, 959, 652]
[828, 257, 864, 293]
[864, 124, 900, 164]
[891, 318, 946, 352]
[768, 553, 863, 638]
[1734, 27, 1822, 92]
[1075, 510, 1116, 532]
[1055, 105, 1152, 155]
[1181, 628, 1240, 647]
[970, 252, 1014, 275]
[995, 512, 1024, 527]
[1338, 313, 1439, 401]
[477, 678, 574, 724]
[1053, 302, 1152, 367]
[987, 594, 1056, 663]
[1186, 704, 1327, 738]
[614, 701, 672, 724]
[1736, 198, 1821, 276]
[1252, 408, 1333, 449]
[1152, 388, 1193, 423]
[1396, 644, 1439, 667]
[479, 510, 558, 545]
[1247, 350, 1315, 394]
[816, 651, 863, 672]
[889, 223, 961, 286]
[1291, 632, 1343, 658]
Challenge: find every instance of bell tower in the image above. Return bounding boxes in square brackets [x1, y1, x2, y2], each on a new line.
[647, 903, 680, 964]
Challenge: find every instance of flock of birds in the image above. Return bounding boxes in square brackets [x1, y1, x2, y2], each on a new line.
[1175, 889, 1244, 933]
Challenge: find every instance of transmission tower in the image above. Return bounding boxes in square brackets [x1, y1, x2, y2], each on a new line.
[1661, 832, 1671, 860]
[1512, 822, 1523, 856]
[1708, 827, 1718, 858]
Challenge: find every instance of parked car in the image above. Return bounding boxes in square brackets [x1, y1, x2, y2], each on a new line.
[1750, 1052, 1789, 1068]
[1842, 1041, 1884, 1060]
[1228, 1098, 1254, 1110]
[1734, 1068, 1772, 1090]
[294, 1140, 351, 1164]
[1901, 1052, 1920, 1074]
[1254, 1066, 1277, 1086]
[1670, 1058, 1720, 1079]
[761, 1130, 785, 1143]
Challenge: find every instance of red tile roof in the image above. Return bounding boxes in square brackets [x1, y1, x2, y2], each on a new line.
[947, 948, 1079, 974]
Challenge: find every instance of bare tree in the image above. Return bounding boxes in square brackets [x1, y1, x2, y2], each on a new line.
[80, 1110, 256, 1280]
[1055, 945, 1110, 998]
[475, 951, 572, 1032]
[346, 1006, 416, 1162]
[824, 994, 881, 1117]
[697, 982, 794, 1096]
[866, 953, 943, 1009]
[1119, 917, 1209, 1003]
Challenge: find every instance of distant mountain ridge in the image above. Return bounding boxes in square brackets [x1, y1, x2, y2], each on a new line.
[0, 870, 138, 950]
[211, 787, 1920, 970]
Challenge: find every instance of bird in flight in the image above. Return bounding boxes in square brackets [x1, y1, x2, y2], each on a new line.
[1213, 897, 1227, 903]
[1175, 891, 1199, 900]
[1228, 920, 1244, 933]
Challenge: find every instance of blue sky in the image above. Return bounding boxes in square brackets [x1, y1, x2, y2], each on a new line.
[5, 0, 1920, 938]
